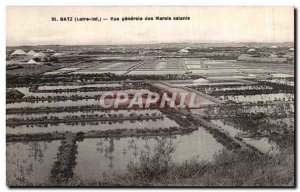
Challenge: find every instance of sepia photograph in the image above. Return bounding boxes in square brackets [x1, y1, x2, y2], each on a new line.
[5, 6, 295, 187]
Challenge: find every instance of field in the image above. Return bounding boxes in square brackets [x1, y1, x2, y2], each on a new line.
[6, 43, 295, 186]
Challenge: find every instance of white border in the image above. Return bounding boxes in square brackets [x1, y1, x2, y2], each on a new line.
[0, 0, 298, 192]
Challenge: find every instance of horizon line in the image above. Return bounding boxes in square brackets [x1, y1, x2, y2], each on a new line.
[6, 41, 294, 47]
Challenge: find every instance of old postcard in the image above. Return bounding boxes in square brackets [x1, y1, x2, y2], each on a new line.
[6, 7, 295, 187]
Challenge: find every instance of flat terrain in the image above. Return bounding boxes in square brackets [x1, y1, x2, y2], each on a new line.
[6, 43, 295, 186]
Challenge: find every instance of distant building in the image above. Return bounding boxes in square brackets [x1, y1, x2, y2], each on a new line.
[46, 49, 55, 52]
[53, 53, 64, 57]
[269, 53, 278, 58]
[27, 50, 36, 56]
[178, 49, 189, 53]
[11, 49, 27, 56]
[27, 59, 38, 64]
[33, 52, 46, 59]
[193, 78, 209, 83]
[247, 48, 256, 53]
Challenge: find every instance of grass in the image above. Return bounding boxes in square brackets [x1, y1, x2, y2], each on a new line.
[109, 137, 294, 187]
[111, 150, 294, 187]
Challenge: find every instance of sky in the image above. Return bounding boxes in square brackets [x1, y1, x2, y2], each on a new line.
[6, 7, 294, 46]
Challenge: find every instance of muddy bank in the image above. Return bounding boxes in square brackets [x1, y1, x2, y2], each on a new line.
[51, 132, 78, 184]
[7, 105, 159, 114]
[6, 126, 198, 142]
[7, 115, 164, 126]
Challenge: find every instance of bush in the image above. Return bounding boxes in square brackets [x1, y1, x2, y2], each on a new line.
[116, 147, 294, 186]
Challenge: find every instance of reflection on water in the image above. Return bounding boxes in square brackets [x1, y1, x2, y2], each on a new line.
[248, 104, 294, 114]
[243, 137, 279, 154]
[7, 127, 224, 185]
[7, 117, 178, 134]
[73, 127, 224, 182]
[6, 99, 98, 109]
[263, 79, 294, 86]
[219, 93, 294, 103]
[210, 119, 243, 137]
[210, 119, 280, 154]
[214, 85, 273, 91]
[15, 87, 115, 98]
[38, 84, 122, 90]
[14, 87, 148, 99]
[6, 140, 60, 185]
